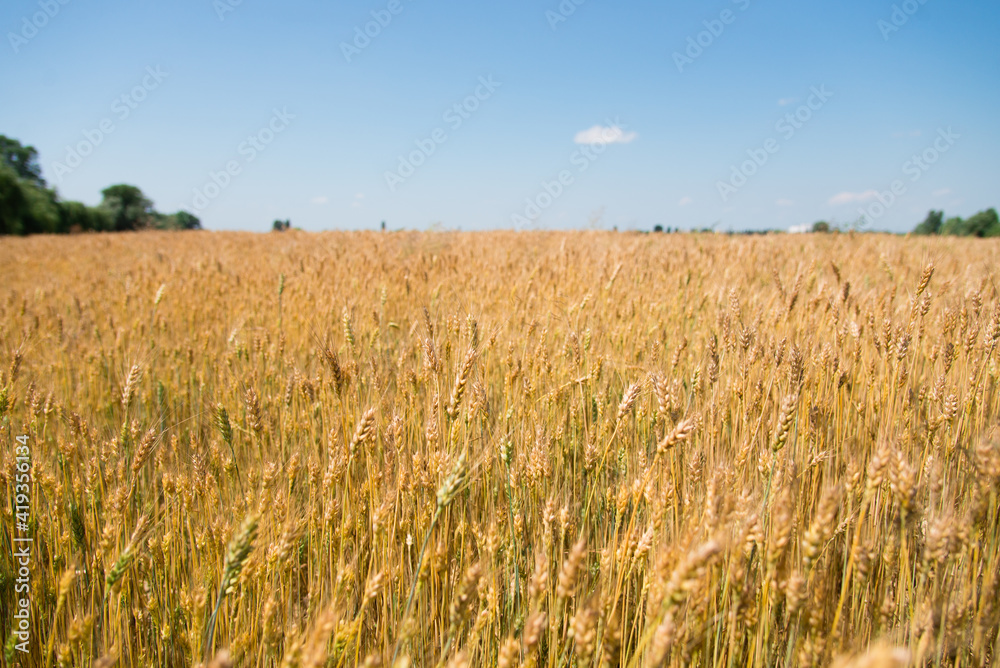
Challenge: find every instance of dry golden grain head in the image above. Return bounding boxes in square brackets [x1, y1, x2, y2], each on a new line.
[447, 347, 478, 419]
[975, 430, 1000, 480]
[601, 609, 622, 667]
[767, 482, 795, 568]
[56, 568, 76, 611]
[915, 264, 935, 298]
[436, 450, 468, 510]
[497, 638, 520, 668]
[771, 393, 798, 452]
[448, 562, 482, 638]
[616, 381, 642, 423]
[350, 407, 378, 456]
[666, 539, 723, 607]
[131, 427, 157, 476]
[207, 651, 233, 668]
[244, 387, 263, 435]
[556, 538, 587, 600]
[121, 363, 141, 409]
[363, 570, 385, 606]
[445, 651, 469, 668]
[657, 414, 699, 456]
[569, 604, 599, 661]
[522, 611, 546, 654]
[888, 450, 917, 511]
[221, 514, 259, 596]
[831, 646, 910, 668]
[301, 606, 339, 668]
[645, 613, 675, 667]
[528, 549, 549, 603]
[802, 484, 842, 570]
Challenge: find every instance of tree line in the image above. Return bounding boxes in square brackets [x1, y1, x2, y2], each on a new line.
[1, 134, 199, 236]
[912, 208, 1000, 237]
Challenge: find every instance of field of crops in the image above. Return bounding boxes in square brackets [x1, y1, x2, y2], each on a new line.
[1, 230, 999, 667]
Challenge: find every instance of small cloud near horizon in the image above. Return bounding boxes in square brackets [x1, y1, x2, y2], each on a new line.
[778, 98, 796, 106]
[574, 125, 637, 145]
[828, 190, 878, 206]
[932, 188, 953, 197]
[776, 198, 794, 207]
[351, 192, 365, 208]
[678, 196, 693, 206]
[311, 196, 328, 205]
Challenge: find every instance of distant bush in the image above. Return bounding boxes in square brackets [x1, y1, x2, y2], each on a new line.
[812, 221, 830, 233]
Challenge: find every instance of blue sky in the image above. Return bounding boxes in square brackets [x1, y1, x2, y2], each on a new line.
[2, 0, 998, 232]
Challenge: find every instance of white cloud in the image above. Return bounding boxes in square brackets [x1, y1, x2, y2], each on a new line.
[828, 190, 878, 206]
[311, 196, 328, 205]
[574, 125, 637, 145]
[778, 97, 796, 107]
[932, 188, 953, 197]
[776, 198, 794, 207]
[678, 196, 693, 206]
[355, 192, 365, 199]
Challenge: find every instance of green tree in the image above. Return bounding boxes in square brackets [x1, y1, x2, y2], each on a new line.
[913, 210, 943, 235]
[0, 163, 61, 234]
[58, 200, 112, 233]
[940, 216, 965, 236]
[963, 208, 1000, 237]
[100, 184, 154, 231]
[21, 184, 60, 234]
[0, 164, 29, 235]
[174, 211, 202, 230]
[812, 221, 831, 233]
[0, 135, 45, 186]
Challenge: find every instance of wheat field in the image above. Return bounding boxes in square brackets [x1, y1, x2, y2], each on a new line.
[1, 230, 999, 667]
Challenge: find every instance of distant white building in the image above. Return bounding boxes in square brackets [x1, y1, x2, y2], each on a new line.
[788, 224, 810, 234]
